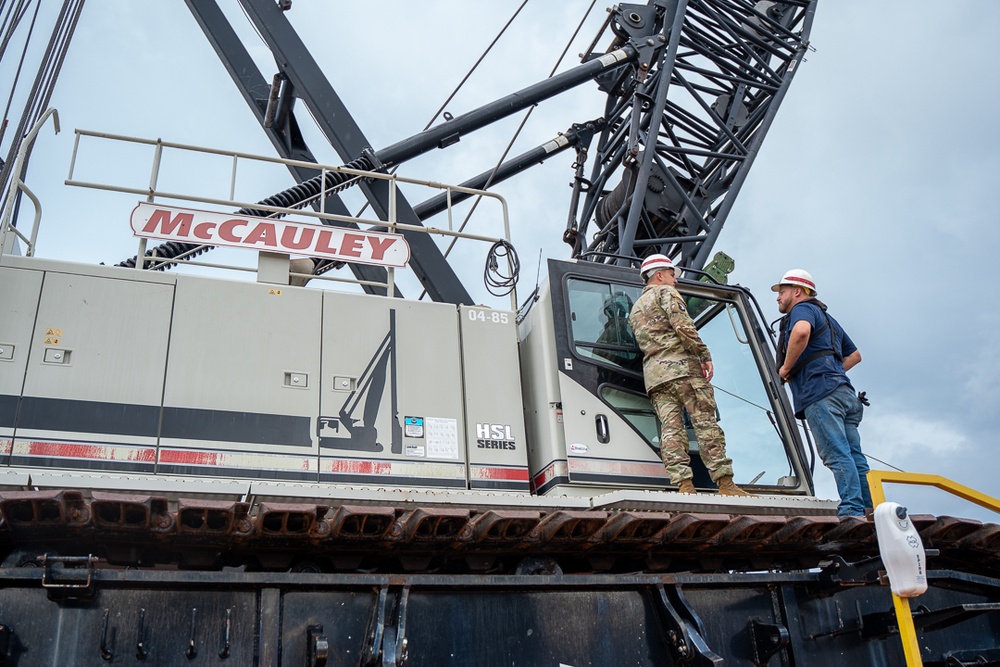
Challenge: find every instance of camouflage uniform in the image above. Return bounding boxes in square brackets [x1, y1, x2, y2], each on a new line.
[628, 283, 734, 485]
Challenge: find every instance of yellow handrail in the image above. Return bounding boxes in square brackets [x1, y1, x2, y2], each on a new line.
[868, 470, 1000, 514]
[867, 469, 1000, 667]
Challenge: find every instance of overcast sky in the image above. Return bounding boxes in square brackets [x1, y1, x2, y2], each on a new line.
[5, 1, 1000, 523]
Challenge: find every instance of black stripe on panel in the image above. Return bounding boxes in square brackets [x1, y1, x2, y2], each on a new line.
[570, 472, 669, 489]
[17, 396, 160, 437]
[0, 395, 17, 428]
[470, 479, 530, 491]
[156, 464, 318, 483]
[9, 454, 156, 474]
[533, 474, 570, 496]
[161, 407, 312, 447]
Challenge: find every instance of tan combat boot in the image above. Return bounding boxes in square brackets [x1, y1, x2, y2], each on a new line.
[717, 476, 753, 497]
[677, 479, 696, 494]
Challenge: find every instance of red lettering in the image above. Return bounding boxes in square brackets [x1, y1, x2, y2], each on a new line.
[366, 235, 396, 261]
[316, 229, 339, 254]
[244, 222, 277, 247]
[142, 209, 193, 236]
[192, 222, 216, 240]
[341, 233, 364, 258]
[281, 225, 315, 250]
[219, 218, 247, 243]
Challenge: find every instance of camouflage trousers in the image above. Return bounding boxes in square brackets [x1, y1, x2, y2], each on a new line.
[649, 377, 733, 485]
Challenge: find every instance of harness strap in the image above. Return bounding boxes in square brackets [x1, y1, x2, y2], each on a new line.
[777, 300, 842, 378]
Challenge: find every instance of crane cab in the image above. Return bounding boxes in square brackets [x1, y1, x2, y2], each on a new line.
[519, 258, 814, 498]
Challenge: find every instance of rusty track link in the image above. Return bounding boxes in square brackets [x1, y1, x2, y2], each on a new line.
[0, 490, 997, 576]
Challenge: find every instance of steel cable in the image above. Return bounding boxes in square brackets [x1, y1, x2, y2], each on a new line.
[418, 0, 598, 300]
[0, 0, 83, 217]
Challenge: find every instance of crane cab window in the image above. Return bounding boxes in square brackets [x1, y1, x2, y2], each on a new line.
[566, 279, 643, 374]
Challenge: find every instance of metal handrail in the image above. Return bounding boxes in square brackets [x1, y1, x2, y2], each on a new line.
[0, 108, 60, 256]
[868, 470, 1000, 515]
[868, 469, 1000, 667]
[56, 129, 514, 308]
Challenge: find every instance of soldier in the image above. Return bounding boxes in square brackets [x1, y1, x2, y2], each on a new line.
[628, 254, 750, 496]
[773, 269, 871, 518]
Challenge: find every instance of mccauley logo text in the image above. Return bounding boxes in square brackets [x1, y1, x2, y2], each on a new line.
[130, 202, 410, 268]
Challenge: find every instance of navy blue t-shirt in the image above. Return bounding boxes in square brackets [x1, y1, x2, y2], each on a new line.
[784, 301, 857, 418]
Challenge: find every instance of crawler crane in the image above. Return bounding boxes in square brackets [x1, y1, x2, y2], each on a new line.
[0, 1, 998, 664]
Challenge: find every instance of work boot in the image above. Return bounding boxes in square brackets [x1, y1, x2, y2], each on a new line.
[716, 476, 753, 497]
[677, 479, 696, 494]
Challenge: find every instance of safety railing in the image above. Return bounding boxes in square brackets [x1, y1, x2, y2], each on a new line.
[868, 469, 1000, 667]
[0, 109, 60, 257]
[868, 470, 1000, 515]
[44, 128, 513, 308]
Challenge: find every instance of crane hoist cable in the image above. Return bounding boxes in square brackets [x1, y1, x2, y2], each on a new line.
[0, 0, 43, 152]
[0, 0, 37, 73]
[325, 0, 599, 299]
[421, 0, 530, 134]
[418, 0, 600, 299]
[22, 0, 83, 128]
[0, 0, 85, 218]
[314, 0, 532, 280]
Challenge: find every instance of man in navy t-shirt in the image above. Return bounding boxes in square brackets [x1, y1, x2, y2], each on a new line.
[773, 269, 871, 518]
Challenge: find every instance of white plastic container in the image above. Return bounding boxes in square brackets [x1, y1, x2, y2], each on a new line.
[874, 502, 928, 598]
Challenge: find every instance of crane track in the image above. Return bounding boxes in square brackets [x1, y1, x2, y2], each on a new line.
[0, 490, 996, 576]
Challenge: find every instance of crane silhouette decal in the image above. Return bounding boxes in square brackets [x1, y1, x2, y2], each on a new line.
[318, 310, 402, 454]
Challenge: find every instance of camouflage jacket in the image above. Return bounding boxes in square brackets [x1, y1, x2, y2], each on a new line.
[628, 283, 711, 392]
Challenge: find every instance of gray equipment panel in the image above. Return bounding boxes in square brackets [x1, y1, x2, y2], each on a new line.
[161, 275, 322, 459]
[459, 305, 529, 491]
[0, 267, 44, 450]
[319, 291, 467, 488]
[17, 271, 174, 451]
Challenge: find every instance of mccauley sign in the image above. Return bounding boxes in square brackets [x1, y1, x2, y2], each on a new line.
[130, 202, 410, 268]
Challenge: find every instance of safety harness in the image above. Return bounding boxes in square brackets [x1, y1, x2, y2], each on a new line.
[776, 298, 842, 378]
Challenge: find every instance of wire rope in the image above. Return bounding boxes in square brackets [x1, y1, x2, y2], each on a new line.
[0, 0, 41, 150]
[412, 1, 599, 299]
[0, 0, 32, 62]
[315, 0, 531, 278]
[0, 0, 83, 218]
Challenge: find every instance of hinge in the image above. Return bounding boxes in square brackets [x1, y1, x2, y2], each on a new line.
[39, 554, 97, 600]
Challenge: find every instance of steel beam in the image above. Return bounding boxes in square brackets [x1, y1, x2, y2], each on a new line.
[230, 0, 472, 304]
[183, 0, 396, 296]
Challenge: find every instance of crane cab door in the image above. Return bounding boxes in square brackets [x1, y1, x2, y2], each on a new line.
[521, 258, 811, 496]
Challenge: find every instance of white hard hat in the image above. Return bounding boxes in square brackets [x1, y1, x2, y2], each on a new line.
[640, 254, 675, 281]
[771, 268, 816, 294]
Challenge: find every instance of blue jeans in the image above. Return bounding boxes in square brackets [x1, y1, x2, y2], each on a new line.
[804, 385, 871, 518]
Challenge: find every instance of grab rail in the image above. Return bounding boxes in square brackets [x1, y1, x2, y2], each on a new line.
[38, 128, 513, 308]
[868, 470, 1000, 516]
[0, 108, 60, 256]
[868, 469, 1000, 667]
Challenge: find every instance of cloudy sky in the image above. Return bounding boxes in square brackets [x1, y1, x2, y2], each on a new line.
[4, 1, 999, 522]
